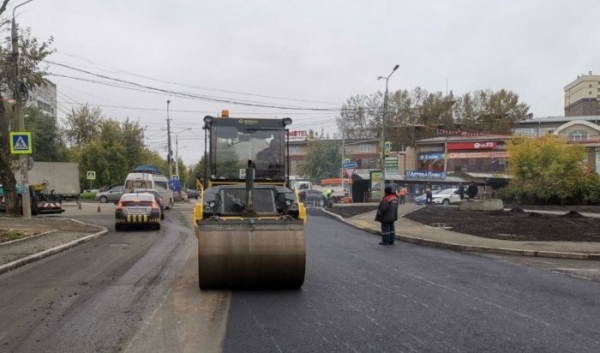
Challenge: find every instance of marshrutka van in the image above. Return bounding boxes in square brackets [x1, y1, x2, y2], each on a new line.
[124, 165, 175, 209]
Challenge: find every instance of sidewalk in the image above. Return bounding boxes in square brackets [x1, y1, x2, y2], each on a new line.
[324, 203, 600, 261]
[0, 203, 109, 274]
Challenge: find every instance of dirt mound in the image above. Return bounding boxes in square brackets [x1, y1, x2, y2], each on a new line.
[403, 206, 600, 242]
[510, 207, 525, 213]
[560, 211, 585, 218]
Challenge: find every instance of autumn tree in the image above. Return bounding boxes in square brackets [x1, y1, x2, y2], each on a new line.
[337, 88, 530, 153]
[297, 130, 342, 183]
[501, 135, 600, 204]
[0, 19, 55, 216]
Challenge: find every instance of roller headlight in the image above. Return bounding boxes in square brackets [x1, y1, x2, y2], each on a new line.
[289, 203, 299, 211]
[208, 201, 215, 208]
[285, 199, 293, 206]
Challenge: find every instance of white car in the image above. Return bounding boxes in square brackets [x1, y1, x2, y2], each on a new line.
[431, 188, 462, 205]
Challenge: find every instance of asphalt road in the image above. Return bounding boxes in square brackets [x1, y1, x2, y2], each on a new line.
[223, 209, 600, 353]
[0, 203, 227, 353]
[1, 204, 600, 352]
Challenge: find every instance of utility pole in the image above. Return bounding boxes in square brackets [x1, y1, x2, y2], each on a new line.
[166, 100, 172, 177]
[12, 1, 34, 219]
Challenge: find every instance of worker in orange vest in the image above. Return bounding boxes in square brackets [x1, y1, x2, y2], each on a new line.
[398, 185, 408, 205]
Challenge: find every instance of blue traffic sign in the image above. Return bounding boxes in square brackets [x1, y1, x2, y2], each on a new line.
[342, 161, 358, 169]
[9, 132, 32, 154]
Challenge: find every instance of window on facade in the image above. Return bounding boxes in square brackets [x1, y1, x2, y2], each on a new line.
[359, 144, 372, 152]
[568, 130, 588, 141]
[289, 146, 300, 155]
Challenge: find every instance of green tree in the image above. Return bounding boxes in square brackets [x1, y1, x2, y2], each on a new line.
[0, 22, 54, 216]
[502, 135, 599, 204]
[297, 131, 341, 183]
[62, 105, 102, 147]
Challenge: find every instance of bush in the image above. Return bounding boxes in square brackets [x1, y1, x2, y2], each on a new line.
[79, 192, 97, 200]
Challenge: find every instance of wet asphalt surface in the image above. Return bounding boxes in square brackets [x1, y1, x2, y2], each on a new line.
[223, 208, 600, 353]
[1, 205, 599, 352]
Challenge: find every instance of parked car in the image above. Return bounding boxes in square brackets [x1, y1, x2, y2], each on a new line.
[95, 186, 124, 203]
[186, 188, 200, 199]
[114, 192, 161, 231]
[132, 188, 165, 219]
[431, 188, 461, 205]
[414, 189, 442, 205]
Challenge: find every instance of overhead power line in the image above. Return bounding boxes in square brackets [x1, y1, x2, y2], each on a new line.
[55, 50, 340, 106]
[44, 60, 340, 112]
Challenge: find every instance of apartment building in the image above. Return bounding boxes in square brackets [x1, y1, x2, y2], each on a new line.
[564, 72, 600, 116]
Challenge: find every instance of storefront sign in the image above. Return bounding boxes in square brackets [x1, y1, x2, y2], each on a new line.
[447, 142, 497, 150]
[405, 170, 447, 179]
[418, 153, 444, 161]
[384, 156, 398, 174]
[446, 151, 510, 159]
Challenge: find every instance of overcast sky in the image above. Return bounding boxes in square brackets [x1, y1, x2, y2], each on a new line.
[8, 0, 600, 167]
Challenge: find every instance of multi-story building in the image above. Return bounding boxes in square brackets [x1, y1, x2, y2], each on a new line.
[564, 72, 600, 116]
[26, 80, 57, 118]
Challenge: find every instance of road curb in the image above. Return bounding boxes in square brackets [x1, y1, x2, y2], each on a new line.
[0, 219, 109, 275]
[322, 209, 600, 261]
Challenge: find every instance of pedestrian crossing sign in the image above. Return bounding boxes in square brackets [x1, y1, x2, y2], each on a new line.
[86, 171, 96, 180]
[9, 132, 32, 154]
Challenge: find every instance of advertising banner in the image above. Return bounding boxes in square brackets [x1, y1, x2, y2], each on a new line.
[370, 171, 383, 201]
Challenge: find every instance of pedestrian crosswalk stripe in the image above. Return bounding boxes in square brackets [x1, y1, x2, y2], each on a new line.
[14, 136, 28, 150]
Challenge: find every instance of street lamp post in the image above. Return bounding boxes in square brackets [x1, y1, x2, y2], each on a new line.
[377, 64, 399, 196]
[12, 0, 35, 219]
[174, 127, 192, 177]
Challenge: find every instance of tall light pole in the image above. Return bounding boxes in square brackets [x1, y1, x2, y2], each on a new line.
[12, 0, 35, 219]
[174, 127, 192, 177]
[377, 64, 399, 196]
[166, 100, 172, 177]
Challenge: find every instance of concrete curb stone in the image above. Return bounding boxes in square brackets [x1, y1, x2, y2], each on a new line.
[321, 209, 600, 261]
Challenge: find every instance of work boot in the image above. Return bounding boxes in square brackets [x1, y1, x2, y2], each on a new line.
[389, 233, 396, 245]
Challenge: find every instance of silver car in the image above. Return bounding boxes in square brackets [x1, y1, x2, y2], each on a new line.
[95, 186, 124, 203]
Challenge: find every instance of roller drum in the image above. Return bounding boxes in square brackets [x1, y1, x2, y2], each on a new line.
[197, 219, 306, 289]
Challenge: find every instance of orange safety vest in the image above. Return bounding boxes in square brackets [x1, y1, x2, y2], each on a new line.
[400, 188, 408, 196]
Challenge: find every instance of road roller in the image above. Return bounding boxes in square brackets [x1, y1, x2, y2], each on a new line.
[193, 112, 307, 290]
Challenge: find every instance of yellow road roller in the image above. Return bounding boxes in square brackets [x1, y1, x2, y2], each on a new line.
[193, 113, 307, 290]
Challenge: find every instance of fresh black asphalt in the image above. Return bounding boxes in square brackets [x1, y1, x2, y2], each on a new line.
[223, 210, 600, 353]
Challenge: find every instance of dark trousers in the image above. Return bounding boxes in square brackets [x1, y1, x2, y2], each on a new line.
[399, 195, 406, 205]
[426, 193, 433, 204]
[381, 222, 396, 244]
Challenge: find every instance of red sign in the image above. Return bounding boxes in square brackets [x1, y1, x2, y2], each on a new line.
[447, 151, 509, 159]
[287, 130, 308, 139]
[447, 142, 497, 150]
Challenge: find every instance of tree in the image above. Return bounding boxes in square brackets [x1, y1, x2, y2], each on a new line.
[502, 135, 600, 204]
[62, 105, 102, 147]
[337, 88, 530, 152]
[297, 130, 341, 183]
[0, 22, 54, 216]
